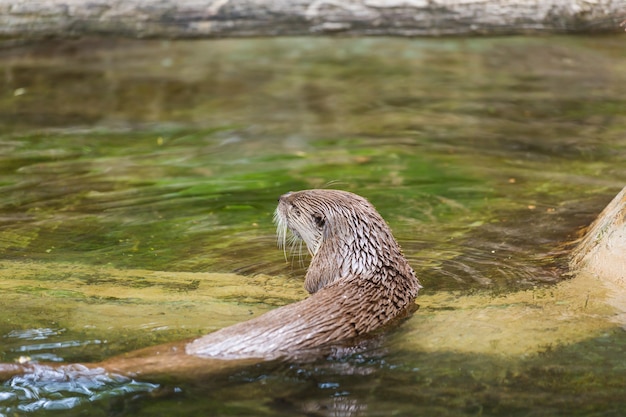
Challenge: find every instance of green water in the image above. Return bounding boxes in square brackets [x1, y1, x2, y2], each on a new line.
[0, 36, 625, 415]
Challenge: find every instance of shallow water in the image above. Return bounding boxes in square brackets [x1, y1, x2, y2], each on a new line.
[0, 35, 625, 415]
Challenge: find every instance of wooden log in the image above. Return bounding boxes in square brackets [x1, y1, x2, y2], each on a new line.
[0, 0, 625, 39]
[571, 186, 626, 287]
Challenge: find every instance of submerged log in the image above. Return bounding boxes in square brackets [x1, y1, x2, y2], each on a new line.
[0, 0, 624, 39]
[571, 186, 626, 287]
[1, 186, 626, 382]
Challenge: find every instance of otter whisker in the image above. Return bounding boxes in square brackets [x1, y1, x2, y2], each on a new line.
[274, 209, 288, 261]
[323, 180, 347, 189]
[280, 227, 288, 261]
[287, 232, 302, 264]
[297, 239, 305, 268]
[275, 205, 309, 265]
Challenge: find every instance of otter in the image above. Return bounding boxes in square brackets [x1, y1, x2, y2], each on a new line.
[0, 189, 421, 380]
[185, 189, 422, 359]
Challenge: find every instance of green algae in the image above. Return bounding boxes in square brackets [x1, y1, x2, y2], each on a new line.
[0, 126, 499, 275]
[0, 35, 625, 416]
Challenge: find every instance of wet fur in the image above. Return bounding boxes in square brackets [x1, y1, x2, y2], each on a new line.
[187, 189, 421, 359]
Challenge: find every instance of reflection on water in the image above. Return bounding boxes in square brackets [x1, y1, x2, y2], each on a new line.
[0, 35, 625, 415]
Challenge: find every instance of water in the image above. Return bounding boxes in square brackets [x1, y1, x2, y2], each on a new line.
[0, 35, 626, 415]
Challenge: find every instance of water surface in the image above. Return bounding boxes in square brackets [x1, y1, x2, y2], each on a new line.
[1, 35, 626, 416]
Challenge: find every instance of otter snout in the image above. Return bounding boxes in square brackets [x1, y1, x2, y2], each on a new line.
[278, 192, 293, 202]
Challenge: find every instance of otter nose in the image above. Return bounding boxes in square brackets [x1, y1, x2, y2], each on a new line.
[278, 191, 293, 202]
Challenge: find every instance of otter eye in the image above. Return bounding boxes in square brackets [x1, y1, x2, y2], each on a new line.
[313, 214, 325, 228]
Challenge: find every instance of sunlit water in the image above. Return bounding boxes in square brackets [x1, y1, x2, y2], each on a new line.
[0, 36, 625, 416]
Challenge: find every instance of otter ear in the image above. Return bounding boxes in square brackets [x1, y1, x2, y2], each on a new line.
[313, 213, 325, 229]
[315, 213, 332, 241]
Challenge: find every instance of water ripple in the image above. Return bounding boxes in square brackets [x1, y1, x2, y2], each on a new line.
[0, 365, 159, 414]
[5, 328, 65, 341]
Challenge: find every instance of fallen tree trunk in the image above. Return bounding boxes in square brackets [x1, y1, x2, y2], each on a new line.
[571, 186, 626, 288]
[1, 0, 624, 39]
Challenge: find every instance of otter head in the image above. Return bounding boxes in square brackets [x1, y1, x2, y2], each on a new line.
[274, 189, 418, 294]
